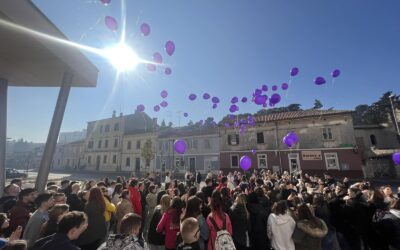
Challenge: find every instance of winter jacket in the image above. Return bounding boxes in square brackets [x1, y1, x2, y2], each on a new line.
[98, 234, 149, 250]
[248, 202, 270, 249]
[23, 209, 49, 247]
[75, 202, 107, 246]
[116, 199, 134, 233]
[156, 211, 180, 249]
[267, 213, 295, 250]
[31, 233, 80, 250]
[66, 193, 85, 212]
[146, 193, 157, 216]
[373, 208, 400, 250]
[129, 186, 142, 216]
[104, 197, 116, 222]
[196, 214, 210, 250]
[206, 212, 232, 250]
[147, 207, 165, 246]
[0, 195, 17, 214]
[6, 200, 32, 237]
[292, 219, 328, 250]
[229, 203, 250, 248]
[177, 241, 201, 250]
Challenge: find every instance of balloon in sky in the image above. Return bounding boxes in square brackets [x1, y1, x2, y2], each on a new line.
[332, 69, 341, 78]
[100, 0, 111, 5]
[262, 85, 268, 91]
[153, 105, 160, 112]
[254, 89, 262, 96]
[153, 53, 163, 64]
[281, 83, 289, 90]
[160, 101, 168, 107]
[183, 112, 188, 117]
[272, 85, 278, 91]
[240, 155, 252, 171]
[165, 41, 175, 56]
[140, 23, 151, 36]
[147, 64, 156, 72]
[241, 97, 248, 103]
[105, 16, 118, 31]
[165, 67, 172, 75]
[189, 94, 197, 101]
[314, 76, 326, 85]
[212, 97, 220, 103]
[231, 97, 238, 103]
[224, 123, 230, 128]
[254, 95, 267, 105]
[212, 103, 218, 109]
[270, 93, 281, 104]
[203, 93, 210, 100]
[283, 132, 298, 148]
[229, 104, 238, 113]
[174, 140, 186, 154]
[136, 104, 145, 112]
[290, 67, 299, 77]
[251, 149, 257, 155]
[161, 90, 168, 98]
[393, 152, 400, 165]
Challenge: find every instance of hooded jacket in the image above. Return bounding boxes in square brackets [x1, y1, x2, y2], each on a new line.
[229, 203, 251, 248]
[98, 234, 149, 250]
[292, 219, 328, 250]
[129, 186, 142, 216]
[267, 213, 295, 250]
[31, 233, 80, 250]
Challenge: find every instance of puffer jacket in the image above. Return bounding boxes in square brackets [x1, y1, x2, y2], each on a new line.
[98, 234, 149, 250]
[292, 218, 328, 250]
[267, 213, 295, 250]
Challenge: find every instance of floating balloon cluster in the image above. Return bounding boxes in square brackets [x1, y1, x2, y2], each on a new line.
[393, 152, 400, 165]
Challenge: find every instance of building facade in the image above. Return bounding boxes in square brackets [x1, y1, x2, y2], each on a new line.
[58, 130, 87, 143]
[220, 110, 364, 178]
[52, 140, 84, 170]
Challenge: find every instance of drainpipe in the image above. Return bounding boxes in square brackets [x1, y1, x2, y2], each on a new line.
[274, 122, 283, 174]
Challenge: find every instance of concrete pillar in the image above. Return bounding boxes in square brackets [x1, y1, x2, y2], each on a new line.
[35, 72, 73, 192]
[0, 78, 8, 196]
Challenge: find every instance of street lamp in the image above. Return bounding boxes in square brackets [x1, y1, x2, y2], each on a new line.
[389, 94, 400, 135]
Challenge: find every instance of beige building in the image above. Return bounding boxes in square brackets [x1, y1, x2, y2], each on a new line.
[52, 140, 84, 170]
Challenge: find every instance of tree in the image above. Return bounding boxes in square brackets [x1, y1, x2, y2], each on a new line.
[168, 122, 173, 127]
[204, 117, 215, 128]
[188, 120, 194, 126]
[160, 120, 166, 127]
[141, 139, 155, 167]
[313, 99, 323, 109]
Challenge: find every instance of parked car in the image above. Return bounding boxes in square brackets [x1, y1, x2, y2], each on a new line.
[6, 168, 27, 179]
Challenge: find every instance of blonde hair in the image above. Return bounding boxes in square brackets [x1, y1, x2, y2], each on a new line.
[158, 194, 171, 214]
[180, 217, 199, 243]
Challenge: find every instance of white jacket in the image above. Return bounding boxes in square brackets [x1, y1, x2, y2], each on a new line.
[267, 213, 296, 250]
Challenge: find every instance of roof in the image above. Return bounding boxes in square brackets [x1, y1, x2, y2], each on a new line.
[0, 0, 98, 87]
[367, 148, 400, 157]
[253, 110, 353, 123]
[158, 127, 219, 139]
[354, 124, 389, 129]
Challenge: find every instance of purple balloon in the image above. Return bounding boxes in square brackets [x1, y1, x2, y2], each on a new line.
[147, 64, 156, 72]
[290, 67, 299, 77]
[160, 90, 168, 98]
[332, 69, 341, 78]
[263, 103, 268, 107]
[261, 85, 268, 91]
[189, 94, 197, 101]
[174, 140, 186, 154]
[105, 16, 118, 31]
[314, 76, 326, 85]
[211, 97, 220, 103]
[136, 104, 145, 112]
[165, 41, 175, 56]
[254, 89, 262, 96]
[228, 114, 235, 120]
[203, 93, 210, 100]
[393, 152, 400, 165]
[224, 123, 230, 128]
[160, 101, 168, 107]
[100, 0, 111, 5]
[283, 132, 299, 148]
[270, 93, 281, 104]
[165, 67, 172, 75]
[281, 83, 289, 90]
[183, 112, 188, 117]
[254, 95, 267, 105]
[240, 155, 252, 171]
[231, 97, 238, 103]
[251, 149, 257, 155]
[140, 23, 151, 36]
[272, 85, 278, 91]
[241, 97, 248, 103]
[153, 105, 160, 112]
[153, 53, 163, 64]
[212, 103, 218, 109]
[229, 104, 238, 113]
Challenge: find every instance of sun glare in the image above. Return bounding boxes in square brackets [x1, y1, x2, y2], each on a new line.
[105, 43, 139, 72]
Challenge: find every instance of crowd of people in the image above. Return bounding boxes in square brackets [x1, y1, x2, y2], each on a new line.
[0, 169, 399, 250]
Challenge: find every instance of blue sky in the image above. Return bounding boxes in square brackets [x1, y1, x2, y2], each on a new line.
[7, 0, 400, 142]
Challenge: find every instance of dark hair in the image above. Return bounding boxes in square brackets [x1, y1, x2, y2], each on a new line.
[87, 187, 106, 212]
[41, 204, 69, 237]
[168, 197, 185, 226]
[188, 186, 197, 197]
[392, 199, 400, 210]
[221, 176, 228, 184]
[112, 184, 123, 199]
[120, 189, 130, 200]
[0, 213, 7, 234]
[61, 180, 70, 185]
[210, 190, 224, 219]
[57, 211, 87, 234]
[165, 182, 171, 190]
[297, 203, 321, 227]
[116, 176, 122, 183]
[4, 184, 14, 194]
[148, 185, 156, 193]
[220, 187, 230, 198]
[10, 179, 22, 185]
[130, 179, 138, 187]
[272, 200, 288, 215]
[182, 196, 202, 220]
[18, 188, 35, 200]
[35, 193, 53, 207]
[119, 213, 142, 234]
[205, 178, 212, 185]
[96, 181, 106, 187]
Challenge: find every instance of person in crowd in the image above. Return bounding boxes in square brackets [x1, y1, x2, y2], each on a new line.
[177, 218, 201, 250]
[229, 193, 251, 250]
[247, 191, 270, 250]
[382, 186, 396, 204]
[165, 172, 171, 184]
[144, 185, 157, 239]
[99, 213, 148, 250]
[40, 204, 69, 238]
[6, 188, 36, 237]
[206, 190, 233, 250]
[22, 193, 54, 247]
[67, 183, 85, 212]
[220, 187, 232, 213]
[156, 197, 184, 250]
[292, 204, 328, 250]
[60, 180, 70, 195]
[110, 183, 123, 206]
[76, 187, 107, 250]
[129, 179, 142, 217]
[32, 211, 88, 250]
[10, 180, 22, 190]
[53, 193, 67, 205]
[0, 184, 20, 214]
[138, 182, 147, 235]
[195, 171, 202, 190]
[148, 194, 171, 250]
[107, 181, 117, 197]
[196, 192, 211, 219]
[115, 190, 134, 233]
[216, 177, 228, 192]
[83, 180, 96, 191]
[201, 178, 213, 201]
[101, 187, 116, 236]
[0, 213, 23, 246]
[267, 200, 296, 250]
[182, 196, 209, 250]
[3, 240, 27, 250]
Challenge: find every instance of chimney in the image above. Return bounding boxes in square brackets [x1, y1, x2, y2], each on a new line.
[112, 110, 116, 118]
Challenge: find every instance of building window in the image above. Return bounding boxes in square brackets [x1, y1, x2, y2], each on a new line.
[114, 139, 118, 148]
[99, 125, 103, 133]
[257, 132, 265, 144]
[127, 141, 132, 150]
[105, 124, 110, 132]
[322, 128, 333, 140]
[158, 142, 162, 151]
[175, 157, 181, 168]
[114, 123, 119, 131]
[112, 155, 117, 164]
[204, 139, 211, 149]
[228, 134, 239, 145]
[258, 154, 267, 168]
[126, 157, 130, 166]
[98, 140, 102, 149]
[370, 134, 377, 146]
[103, 155, 107, 164]
[193, 140, 198, 149]
[325, 153, 339, 170]
[105, 140, 108, 148]
[88, 156, 91, 164]
[231, 155, 239, 168]
[136, 140, 141, 149]
[66, 159, 70, 166]
[88, 141, 94, 149]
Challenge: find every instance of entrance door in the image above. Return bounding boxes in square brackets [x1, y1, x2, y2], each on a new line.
[135, 158, 141, 173]
[189, 157, 196, 173]
[96, 156, 101, 170]
[288, 153, 300, 174]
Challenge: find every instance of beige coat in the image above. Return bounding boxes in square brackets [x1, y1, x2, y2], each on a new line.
[116, 198, 134, 233]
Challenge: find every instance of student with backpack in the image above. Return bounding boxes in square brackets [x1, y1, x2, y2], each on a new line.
[206, 190, 235, 250]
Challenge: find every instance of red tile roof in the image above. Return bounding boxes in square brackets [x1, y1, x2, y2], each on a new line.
[254, 110, 353, 123]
